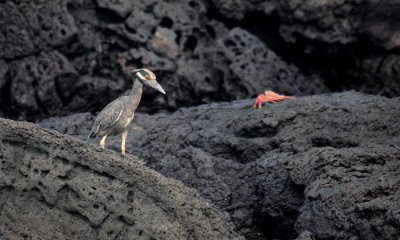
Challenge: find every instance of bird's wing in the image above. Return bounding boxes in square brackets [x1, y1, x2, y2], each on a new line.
[93, 99, 125, 134]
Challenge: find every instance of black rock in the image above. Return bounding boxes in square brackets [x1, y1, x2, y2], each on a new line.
[40, 92, 400, 239]
[1, 0, 400, 120]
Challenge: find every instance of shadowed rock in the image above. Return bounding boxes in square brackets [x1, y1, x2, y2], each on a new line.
[41, 92, 400, 239]
[3, 0, 400, 120]
[0, 118, 243, 240]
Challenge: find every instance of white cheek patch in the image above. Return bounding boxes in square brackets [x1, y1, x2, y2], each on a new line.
[137, 71, 145, 80]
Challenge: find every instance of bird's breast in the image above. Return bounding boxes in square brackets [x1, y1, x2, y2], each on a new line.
[123, 113, 135, 128]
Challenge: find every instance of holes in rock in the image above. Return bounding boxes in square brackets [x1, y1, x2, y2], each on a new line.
[40, 170, 50, 177]
[93, 204, 99, 209]
[127, 190, 134, 202]
[175, 30, 182, 44]
[184, 35, 197, 51]
[57, 175, 69, 180]
[234, 124, 279, 139]
[159, 17, 173, 29]
[189, 1, 198, 9]
[254, 209, 299, 240]
[96, 8, 125, 24]
[311, 137, 359, 148]
[224, 39, 236, 48]
[206, 25, 216, 38]
[107, 195, 115, 202]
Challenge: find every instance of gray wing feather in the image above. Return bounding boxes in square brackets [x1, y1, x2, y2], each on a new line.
[90, 98, 124, 137]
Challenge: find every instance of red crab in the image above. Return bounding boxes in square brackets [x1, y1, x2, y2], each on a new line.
[253, 90, 295, 109]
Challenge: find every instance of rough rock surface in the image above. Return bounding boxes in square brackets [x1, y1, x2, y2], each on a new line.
[4, 0, 400, 121]
[0, 0, 326, 121]
[41, 92, 400, 240]
[0, 118, 243, 240]
[210, 0, 400, 96]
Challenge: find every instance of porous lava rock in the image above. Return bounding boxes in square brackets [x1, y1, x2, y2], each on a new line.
[3, 0, 400, 120]
[0, 118, 243, 240]
[0, 0, 327, 121]
[210, 0, 400, 97]
[41, 92, 400, 240]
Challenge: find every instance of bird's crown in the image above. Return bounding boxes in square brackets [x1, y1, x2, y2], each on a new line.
[132, 68, 156, 81]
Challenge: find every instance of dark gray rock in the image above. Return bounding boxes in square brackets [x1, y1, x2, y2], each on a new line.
[352, 53, 400, 97]
[2, 0, 400, 120]
[8, 51, 78, 120]
[209, 0, 400, 97]
[0, 1, 35, 59]
[360, 0, 400, 50]
[295, 231, 314, 240]
[278, 0, 364, 45]
[216, 28, 325, 97]
[40, 92, 400, 239]
[95, 0, 135, 18]
[0, 117, 243, 240]
[0, 0, 328, 120]
[0, 60, 8, 90]
[277, 0, 400, 50]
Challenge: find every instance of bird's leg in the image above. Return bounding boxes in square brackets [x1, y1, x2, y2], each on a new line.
[121, 130, 128, 156]
[100, 135, 107, 149]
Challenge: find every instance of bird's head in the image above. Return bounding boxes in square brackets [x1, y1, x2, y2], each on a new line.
[132, 68, 166, 94]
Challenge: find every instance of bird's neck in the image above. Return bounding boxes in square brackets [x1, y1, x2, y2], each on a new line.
[128, 78, 143, 110]
[131, 78, 143, 96]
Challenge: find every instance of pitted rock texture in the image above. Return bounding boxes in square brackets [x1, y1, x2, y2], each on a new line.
[0, 118, 243, 240]
[210, 0, 400, 97]
[41, 92, 400, 240]
[2, 0, 400, 121]
[0, 0, 327, 121]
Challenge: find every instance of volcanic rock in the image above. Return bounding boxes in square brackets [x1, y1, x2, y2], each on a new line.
[0, 118, 243, 240]
[0, 0, 328, 120]
[3, 0, 400, 120]
[40, 92, 400, 239]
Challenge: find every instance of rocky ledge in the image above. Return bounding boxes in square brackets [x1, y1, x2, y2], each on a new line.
[40, 91, 400, 240]
[0, 118, 243, 239]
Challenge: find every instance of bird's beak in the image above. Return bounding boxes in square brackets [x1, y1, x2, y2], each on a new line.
[149, 80, 166, 94]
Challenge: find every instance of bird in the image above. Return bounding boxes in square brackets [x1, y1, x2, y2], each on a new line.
[88, 68, 165, 156]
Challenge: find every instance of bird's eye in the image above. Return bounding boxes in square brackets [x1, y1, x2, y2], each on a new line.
[145, 76, 151, 80]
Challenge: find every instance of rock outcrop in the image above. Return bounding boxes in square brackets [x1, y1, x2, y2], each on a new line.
[0, 0, 326, 121]
[41, 92, 400, 239]
[0, 118, 243, 240]
[211, 0, 400, 96]
[3, 0, 400, 120]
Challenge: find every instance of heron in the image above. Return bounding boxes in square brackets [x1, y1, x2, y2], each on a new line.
[88, 68, 165, 156]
